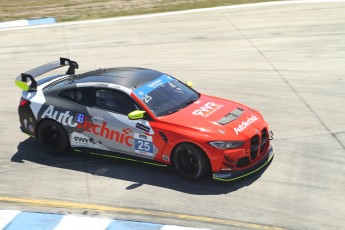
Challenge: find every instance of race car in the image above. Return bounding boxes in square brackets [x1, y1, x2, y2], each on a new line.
[16, 57, 273, 181]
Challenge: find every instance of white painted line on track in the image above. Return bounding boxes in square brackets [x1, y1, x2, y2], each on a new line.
[0, 0, 344, 32]
[0, 210, 20, 229]
[53, 215, 113, 230]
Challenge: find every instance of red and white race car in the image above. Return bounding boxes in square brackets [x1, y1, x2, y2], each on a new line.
[16, 58, 273, 181]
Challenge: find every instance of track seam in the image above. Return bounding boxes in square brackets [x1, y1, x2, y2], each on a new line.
[220, 13, 345, 150]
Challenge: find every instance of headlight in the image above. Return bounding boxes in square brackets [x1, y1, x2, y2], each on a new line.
[208, 141, 244, 150]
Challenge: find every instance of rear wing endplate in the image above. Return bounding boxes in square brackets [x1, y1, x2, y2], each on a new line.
[15, 57, 79, 91]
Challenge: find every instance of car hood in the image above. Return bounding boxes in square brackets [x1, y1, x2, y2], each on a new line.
[158, 94, 267, 140]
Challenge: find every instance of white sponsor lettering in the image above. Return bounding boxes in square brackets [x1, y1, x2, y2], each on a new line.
[192, 102, 224, 117]
[148, 79, 162, 88]
[41, 105, 78, 127]
[233, 114, 258, 135]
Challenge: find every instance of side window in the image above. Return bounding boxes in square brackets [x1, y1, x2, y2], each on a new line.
[95, 89, 138, 114]
[59, 88, 95, 107]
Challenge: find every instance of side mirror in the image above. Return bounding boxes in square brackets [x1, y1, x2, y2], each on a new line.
[128, 110, 146, 120]
[186, 81, 193, 88]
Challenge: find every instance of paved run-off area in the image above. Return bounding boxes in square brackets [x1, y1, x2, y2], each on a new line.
[0, 1, 344, 229]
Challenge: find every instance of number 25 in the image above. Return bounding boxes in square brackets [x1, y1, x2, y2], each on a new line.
[142, 95, 152, 103]
[138, 141, 150, 151]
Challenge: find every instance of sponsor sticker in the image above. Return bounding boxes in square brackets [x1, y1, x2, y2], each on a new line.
[73, 113, 85, 124]
[139, 134, 147, 140]
[192, 102, 224, 117]
[41, 105, 78, 127]
[136, 123, 151, 133]
[70, 132, 110, 150]
[162, 155, 169, 162]
[214, 173, 233, 179]
[98, 83, 110, 87]
[233, 114, 258, 135]
[133, 74, 173, 100]
[134, 133, 153, 156]
[70, 132, 90, 145]
[77, 118, 134, 147]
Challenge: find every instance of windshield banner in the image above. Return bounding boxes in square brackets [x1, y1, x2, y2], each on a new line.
[134, 74, 173, 97]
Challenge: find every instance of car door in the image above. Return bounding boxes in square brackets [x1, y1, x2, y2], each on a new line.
[88, 88, 158, 159]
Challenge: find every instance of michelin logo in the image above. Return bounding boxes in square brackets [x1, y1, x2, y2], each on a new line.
[234, 114, 258, 135]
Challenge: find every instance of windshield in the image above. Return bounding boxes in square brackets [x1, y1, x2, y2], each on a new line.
[133, 74, 200, 117]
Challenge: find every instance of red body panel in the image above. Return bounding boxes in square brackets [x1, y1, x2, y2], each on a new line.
[133, 93, 271, 174]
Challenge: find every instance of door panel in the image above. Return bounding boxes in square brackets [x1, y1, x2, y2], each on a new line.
[88, 107, 158, 159]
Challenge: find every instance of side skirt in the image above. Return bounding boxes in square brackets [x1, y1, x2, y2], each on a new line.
[72, 147, 168, 167]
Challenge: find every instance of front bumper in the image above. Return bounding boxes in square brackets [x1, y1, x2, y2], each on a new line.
[213, 145, 274, 181]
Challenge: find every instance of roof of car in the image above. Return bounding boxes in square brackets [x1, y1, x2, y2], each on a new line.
[72, 67, 164, 89]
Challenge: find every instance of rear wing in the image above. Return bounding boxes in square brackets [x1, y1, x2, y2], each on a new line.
[15, 57, 79, 91]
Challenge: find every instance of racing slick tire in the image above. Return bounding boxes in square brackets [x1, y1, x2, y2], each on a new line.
[37, 119, 70, 154]
[172, 143, 210, 181]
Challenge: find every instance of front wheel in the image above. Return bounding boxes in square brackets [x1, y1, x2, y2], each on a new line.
[172, 143, 210, 181]
[37, 119, 70, 154]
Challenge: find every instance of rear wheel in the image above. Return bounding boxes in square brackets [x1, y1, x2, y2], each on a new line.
[37, 119, 70, 154]
[172, 143, 210, 181]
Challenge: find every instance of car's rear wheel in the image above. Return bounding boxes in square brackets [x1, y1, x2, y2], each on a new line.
[37, 119, 70, 154]
[172, 143, 210, 181]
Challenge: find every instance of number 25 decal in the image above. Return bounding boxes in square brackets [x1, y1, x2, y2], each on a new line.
[134, 133, 154, 156]
[142, 95, 152, 103]
[137, 140, 151, 151]
[134, 139, 153, 155]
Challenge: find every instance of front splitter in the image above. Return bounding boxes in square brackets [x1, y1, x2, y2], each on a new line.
[213, 145, 274, 182]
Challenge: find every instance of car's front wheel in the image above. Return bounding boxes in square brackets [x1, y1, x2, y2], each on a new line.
[37, 119, 70, 154]
[172, 143, 210, 181]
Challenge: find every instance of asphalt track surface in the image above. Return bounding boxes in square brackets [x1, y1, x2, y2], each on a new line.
[1, 1, 345, 229]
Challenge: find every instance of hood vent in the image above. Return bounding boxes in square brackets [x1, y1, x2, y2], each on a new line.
[217, 108, 244, 125]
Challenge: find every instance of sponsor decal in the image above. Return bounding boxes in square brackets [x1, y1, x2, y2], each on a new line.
[23, 119, 28, 128]
[71, 132, 89, 144]
[133, 74, 173, 100]
[71, 132, 90, 144]
[136, 123, 151, 133]
[41, 105, 78, 127]
[148, 79, 163, 88]
[139, 134, 147, 140]
[77, 119, 134, 147]
[233, 114, 258, 135]
[98, 83, 110, 87]
[134, 133, 153, 156]
[192, 102, 224, 117]
[162, 155, 169, 162]
[73, 113, 85, 124]
[214, 173, 232, 179]
[70, 132, 109, 150]
[74, 136, 89, 143]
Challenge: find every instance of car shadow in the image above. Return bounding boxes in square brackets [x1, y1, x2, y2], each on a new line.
[11, 138, 273, 195]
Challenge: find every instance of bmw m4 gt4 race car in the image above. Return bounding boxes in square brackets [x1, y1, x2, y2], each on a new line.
[16, 57, 273, 181]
